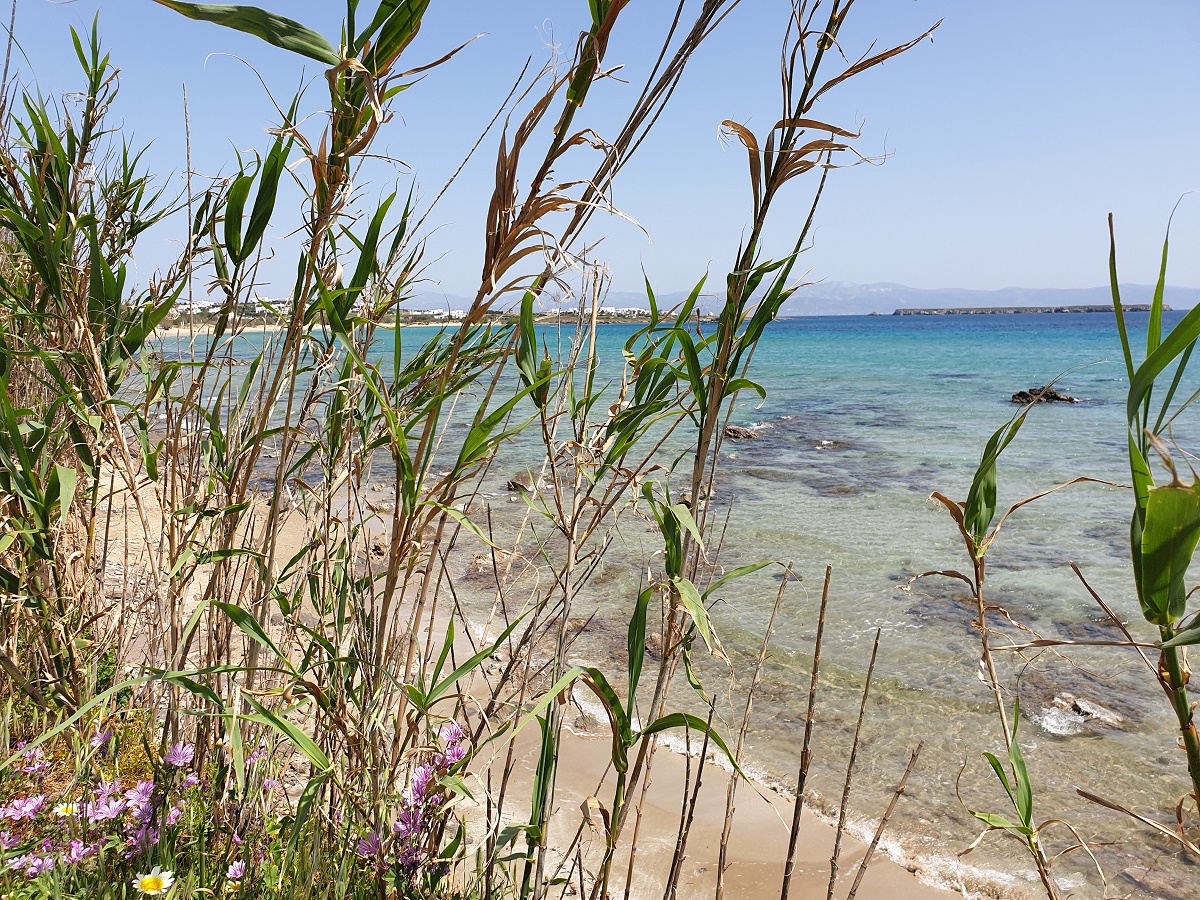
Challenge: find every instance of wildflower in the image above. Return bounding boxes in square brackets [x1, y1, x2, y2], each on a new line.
[246, 747, 267, 765]
[64, 840, 95, 863]
[393, 805, 423, 840]
[95, 780, 122, 800]
[125, 781, 155, 805]
[0, 831, 17, 849]
[231, 832, 244, 846]
[87, 797, 127, 822]
[181, 773, 200, 789]
[407, 764, 435, 803]
[261, 778, 280, 793]
[90, 728, 114, 752]
[165, 805, 182, 826]
[19, 854, 54, 878]
[128, 823, 160, 853]
[132, 866, 175, 895]
[20, 747, 49, 777]
[439, 722, 465, 744]
[226, 860, 246, 879]
[54, 801, 80, 818]
[163, 743, 194, 768]
[2, 795, 46, 821]
[442, 742, 467, 766]
[355, 831, 383, 860]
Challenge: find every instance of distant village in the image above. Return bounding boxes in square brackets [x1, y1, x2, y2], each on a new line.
[170, 297, 655, 325]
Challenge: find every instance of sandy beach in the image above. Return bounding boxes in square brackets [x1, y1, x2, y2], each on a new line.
[477, 717, 968, 900]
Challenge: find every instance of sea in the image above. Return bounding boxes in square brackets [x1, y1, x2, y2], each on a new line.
[163, 310, 1200, 898]
[479, 310, 1199, 899]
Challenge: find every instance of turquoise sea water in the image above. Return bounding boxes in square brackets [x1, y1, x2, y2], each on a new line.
[159, 311, 1197, 897]
[685, 312, 1196, 896]
[508, 311, 1197, 898]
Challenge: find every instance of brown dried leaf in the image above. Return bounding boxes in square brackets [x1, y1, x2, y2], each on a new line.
[720, 119, 761, 215]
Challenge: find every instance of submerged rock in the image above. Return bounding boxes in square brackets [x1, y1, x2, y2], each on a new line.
[1011, 385, 1078, 403]
[1120, 866, 1193, 900]
[504, 471, 543, 493]
[723, 424, 760, 441]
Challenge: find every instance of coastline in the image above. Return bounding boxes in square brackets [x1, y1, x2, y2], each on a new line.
[483, 721, 994, 900]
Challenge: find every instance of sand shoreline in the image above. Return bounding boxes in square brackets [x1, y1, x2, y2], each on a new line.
[484, 720, 970, 900]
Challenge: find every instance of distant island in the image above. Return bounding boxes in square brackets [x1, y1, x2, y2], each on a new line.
[893, 304, 1161, 316]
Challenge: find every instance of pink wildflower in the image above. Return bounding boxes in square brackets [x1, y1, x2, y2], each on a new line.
[163, 743, 194, 768]
[90, 728, 114, 752]
[3, 795, 47, 821]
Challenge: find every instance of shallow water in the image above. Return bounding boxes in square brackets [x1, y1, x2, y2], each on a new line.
[492, 312, 1200, 898]
[157, 311, 1200, 897]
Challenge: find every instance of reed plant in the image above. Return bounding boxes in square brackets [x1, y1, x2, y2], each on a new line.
[0, 2, 934, 898]
[924, 208, 1200, 897]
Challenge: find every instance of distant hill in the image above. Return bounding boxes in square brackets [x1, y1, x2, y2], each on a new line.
[780, 282, 1198, 317]
[408, 282, 1198, 317]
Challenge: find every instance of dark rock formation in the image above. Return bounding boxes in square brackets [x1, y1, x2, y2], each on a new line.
[1011, 385, 1078, 404]
[505, 472, 542, 492]
[723, 424, 759, 441]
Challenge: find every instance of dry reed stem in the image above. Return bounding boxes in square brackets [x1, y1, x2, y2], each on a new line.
[780, 562, 832, 900]
[663, 699, 717, 900]
[844, 741, 922, 900]
[826, 627, 881, 900]
[715, 561, 792, 900]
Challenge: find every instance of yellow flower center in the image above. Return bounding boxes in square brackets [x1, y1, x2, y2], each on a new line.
[138, 876, 165, 893]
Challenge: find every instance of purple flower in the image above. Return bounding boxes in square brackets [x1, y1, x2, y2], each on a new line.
[227, 860, 246, 879]
[20, 747, 49, 776]
[87, 797, 127, 823]
[247, 748, 267, 765]
[182, 773, 200, 789]
[355, 830, 383, 860]
[261, 778, 280, 793]
[127, 823, 159, 853]
[443, 742, 467, 766]
[439, 722, 465, 744]
[90, 728, 114, 752]
[3, 795, 47, 821]
[407, 764, 435, 803]
[125, 781, 155, 805]
[165, 805, 183, 826]
[65, 839, 95, 863]
[95, 780, 122, 801]
[231, 832, 244, 846]
[0, 831, 18, 849]
[163, 743, 194, 769]
[398, 844, 423, 872]
[393, 805, 424, 841]
[13, 853, 54, 878]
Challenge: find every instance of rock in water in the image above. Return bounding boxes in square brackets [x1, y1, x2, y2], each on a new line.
[505, 472, 541, 492]
[1011, 385, 1078, 403]
[723, 424, 759, 441]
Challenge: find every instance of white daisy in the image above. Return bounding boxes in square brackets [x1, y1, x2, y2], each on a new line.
[132, 866, 175, 895]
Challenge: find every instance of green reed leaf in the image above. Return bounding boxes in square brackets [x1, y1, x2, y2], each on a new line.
[627, 586, 653, 702]
[244, 695, 332, 772]
[673, 576, 715, 654]
[213, 599, 292, 671]
[962, 408, 1030, 554]
[1139, 480, 1200, 626]
[152, 2, 340, 65]
[635, 711, 742, 776]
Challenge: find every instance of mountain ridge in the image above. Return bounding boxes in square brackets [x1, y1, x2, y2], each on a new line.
[408, 282, 1198, 317]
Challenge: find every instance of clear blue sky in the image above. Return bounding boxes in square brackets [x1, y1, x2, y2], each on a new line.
[16, 1, 1200, 298]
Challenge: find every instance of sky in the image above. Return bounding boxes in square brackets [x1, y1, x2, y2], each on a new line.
[15, 1, 1200, 300]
